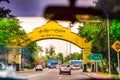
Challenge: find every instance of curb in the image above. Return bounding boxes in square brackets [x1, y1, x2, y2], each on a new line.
[85, 72, 114, 79]
[16, 69, 35, 73]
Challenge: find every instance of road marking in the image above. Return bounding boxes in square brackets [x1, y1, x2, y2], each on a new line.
[59, 75, 63, 80]
[23, 69, 51, 78]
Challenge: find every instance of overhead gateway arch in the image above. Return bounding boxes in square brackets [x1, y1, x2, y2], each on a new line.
[27, 20, 91, 49]
[27, 20, 92, 72]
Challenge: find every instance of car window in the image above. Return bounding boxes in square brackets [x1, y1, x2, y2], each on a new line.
[61, 64, 70, 67]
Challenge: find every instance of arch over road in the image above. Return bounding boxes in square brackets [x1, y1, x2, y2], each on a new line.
[26, 21, 92, 72]
[26, 20, 92, 49]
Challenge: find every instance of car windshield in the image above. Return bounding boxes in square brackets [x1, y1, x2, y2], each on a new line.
[61, 64, 70, 67]
[0, 0, 117, 80]
[37, 65, 42, 67]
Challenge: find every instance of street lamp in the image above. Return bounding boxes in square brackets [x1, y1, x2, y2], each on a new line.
[93, 1, 111, 75]
[69, 22, 73, 60]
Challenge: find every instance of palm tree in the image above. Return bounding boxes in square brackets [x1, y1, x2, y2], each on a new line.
[49, 45, 55, 56]
[37, 46, 43, 57]
[45, 45, 56, 56]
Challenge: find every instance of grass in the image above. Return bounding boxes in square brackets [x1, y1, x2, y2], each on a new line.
[21, 68, 30, 71]
[112, 74, 119, 79]
[97, 72, 111, 77]
[97, 72, 119, 79]
[0, 69, 6, 71]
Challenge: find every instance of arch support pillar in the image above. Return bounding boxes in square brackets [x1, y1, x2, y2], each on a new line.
[83, 49, 91, 72]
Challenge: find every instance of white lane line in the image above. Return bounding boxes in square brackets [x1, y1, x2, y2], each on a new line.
[59, 75, 63, 80]
[23, 69, 51, 78]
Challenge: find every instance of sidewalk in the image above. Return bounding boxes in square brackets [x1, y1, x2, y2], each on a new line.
[85, 72, 115, 79]
[16, 69, 34, 73]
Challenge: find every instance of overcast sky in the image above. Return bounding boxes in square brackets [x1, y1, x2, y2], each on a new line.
[0, 0, 96, 17]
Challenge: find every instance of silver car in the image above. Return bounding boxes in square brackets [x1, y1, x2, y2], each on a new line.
[59, 64, 71, 75]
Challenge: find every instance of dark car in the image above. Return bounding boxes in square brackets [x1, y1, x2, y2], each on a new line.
[59, 64, 71, 75]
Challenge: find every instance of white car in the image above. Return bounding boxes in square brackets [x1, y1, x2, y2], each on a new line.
[35, 65, 43, 71]
[59, 64, 71, 75]
[70, 65, 80, 70]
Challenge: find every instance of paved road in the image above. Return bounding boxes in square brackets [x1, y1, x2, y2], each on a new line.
[16, 69, 95, 80]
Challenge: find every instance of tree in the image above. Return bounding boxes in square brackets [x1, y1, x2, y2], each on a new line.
[45, 48, 49, 55]
[57, 52, 64, 63]
[49, 45, 55, 56]
[79, 21, 108, 57]
[78, 21, 110, 73]
[45, 45, 55, 56]
[78, 19, 120, 73]
[37, 46, 43, 53]
[0, 0, 14, 17]
[0, 18, 28, 67]
[96, 0, 120, 20]
[0, 45, 8, 63]
[0, 0, 26, 66]
[71, 52, 82, 60]
[0, 0, 41, 69]
[0, 18, 26, 46]
[110, 20, 120, 42]
[37, 45, 43, 58]
[64, 55, 70, 62]
[109, 19, 120, 73]
[24, 42, 40, 68]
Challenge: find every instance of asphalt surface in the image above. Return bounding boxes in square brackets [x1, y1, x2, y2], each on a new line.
[17, 69, 114, 79]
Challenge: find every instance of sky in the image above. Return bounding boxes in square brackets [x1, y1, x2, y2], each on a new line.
[0, 0, 96, 17]
[0, 0, 96, 56]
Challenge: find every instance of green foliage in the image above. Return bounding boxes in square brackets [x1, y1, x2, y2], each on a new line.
[27, 42, 39, 60]
[110, 19, 120, 42]
[79, 22, 101, 42]
[71, 52, 82, 60]
[0, 0, 41, 68]
[109, 19, 120, 74]
[43, 56, 49, 62]
[79, 19, 120, 73]
[63, 61, 70, 64]
[64, 55, 70, 62]
[21, 42, 40, 68]
[44, 52, 64, 63]
[0, 18, 25, 45]
[79, 21, 107, 54]
[0, 18, 28, 64]
[37, 46, 43, 53]
[57, 52, 64, 63]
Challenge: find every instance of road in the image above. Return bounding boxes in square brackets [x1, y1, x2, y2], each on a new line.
[16, 69, 95, 80]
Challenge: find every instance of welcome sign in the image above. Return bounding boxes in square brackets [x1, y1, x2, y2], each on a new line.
[27, 20, 92, 49]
